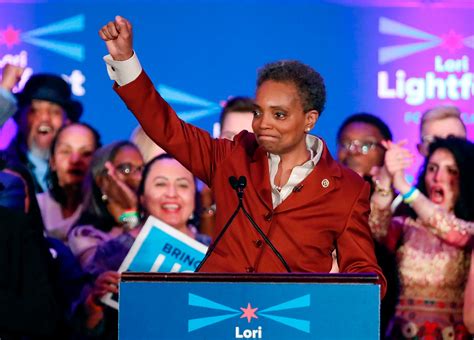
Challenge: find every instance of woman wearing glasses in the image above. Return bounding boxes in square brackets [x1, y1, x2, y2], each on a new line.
[370, 137, 474, 339]
[336, 113, 392, 180]
[68, 141, 144, 267]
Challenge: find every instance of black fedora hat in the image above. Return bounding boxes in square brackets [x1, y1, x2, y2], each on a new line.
[16, 74, 83, 122]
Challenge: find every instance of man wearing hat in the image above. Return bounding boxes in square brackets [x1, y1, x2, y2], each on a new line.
[4, 72, 82, 192]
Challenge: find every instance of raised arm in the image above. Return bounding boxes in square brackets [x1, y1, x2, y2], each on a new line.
[0, 64, 24, 126]
[98, 16, 235, 185]
[376, 140, 471, 247]
[368, 141, 412, 244]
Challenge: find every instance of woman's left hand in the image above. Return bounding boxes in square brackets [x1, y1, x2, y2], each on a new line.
[382, 140, 414, 193]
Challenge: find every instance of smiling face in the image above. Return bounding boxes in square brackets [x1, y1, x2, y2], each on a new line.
[252, 80, 317, 156]
[141, 158, 195, 231]
[424, 148, 460, 212]
[25, 99, 67, 158]
[50, 124, 96, 188]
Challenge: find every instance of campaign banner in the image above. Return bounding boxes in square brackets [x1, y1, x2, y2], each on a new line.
[119, 279, 380, 340]
[102, 216, 208, 309]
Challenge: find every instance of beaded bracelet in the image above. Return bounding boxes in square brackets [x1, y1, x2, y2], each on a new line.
[373, 179, 391, 197]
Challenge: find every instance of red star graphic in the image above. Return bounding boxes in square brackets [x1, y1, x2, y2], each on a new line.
[0, 25, 21, 49]
[440, 29, 464, 53]
[240, 303, 258, 323]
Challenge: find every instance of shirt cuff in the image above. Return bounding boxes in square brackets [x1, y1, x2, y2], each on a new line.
[103, 52, 142, 86]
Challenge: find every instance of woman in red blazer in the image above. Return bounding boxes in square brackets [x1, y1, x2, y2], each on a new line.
[99, 16, 386, 297]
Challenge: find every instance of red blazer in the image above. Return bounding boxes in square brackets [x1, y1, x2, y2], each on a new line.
[116, 71, 387, 296]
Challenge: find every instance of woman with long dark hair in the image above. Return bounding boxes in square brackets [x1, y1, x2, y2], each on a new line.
[37, 122, 101, 242]
[370, 137, 473, 339]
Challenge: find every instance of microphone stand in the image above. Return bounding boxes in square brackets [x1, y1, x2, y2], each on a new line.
[195, 176, 292, 273]
[195, 177, 242, 272]
[240, 204, 291, 273]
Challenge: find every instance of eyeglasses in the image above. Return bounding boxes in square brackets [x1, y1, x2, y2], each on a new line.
[115, 163, 144, 176]
[339, 140, 381, 155]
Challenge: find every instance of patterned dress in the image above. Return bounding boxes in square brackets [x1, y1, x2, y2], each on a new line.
[370, 205, 472, 339]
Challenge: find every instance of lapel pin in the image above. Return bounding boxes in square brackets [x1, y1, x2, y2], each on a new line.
[321, 179, 330, 188]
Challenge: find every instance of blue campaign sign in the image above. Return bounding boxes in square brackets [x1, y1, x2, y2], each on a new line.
[119, 216, 208, 273]
[119, 280, 380, 340]
[102, 216, 208, 309]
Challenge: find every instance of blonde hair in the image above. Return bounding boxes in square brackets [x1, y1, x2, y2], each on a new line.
[420, 105, 465, 133]
[130, 126, 165, 162]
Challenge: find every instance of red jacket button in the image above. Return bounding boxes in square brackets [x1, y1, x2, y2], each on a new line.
[264, 212, 273, 221]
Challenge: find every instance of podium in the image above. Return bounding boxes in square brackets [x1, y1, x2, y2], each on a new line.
[119, 272, 380, 340]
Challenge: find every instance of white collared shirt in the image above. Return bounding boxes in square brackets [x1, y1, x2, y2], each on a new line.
[104, 53, 323, 208]
[269, 135, 322, 208]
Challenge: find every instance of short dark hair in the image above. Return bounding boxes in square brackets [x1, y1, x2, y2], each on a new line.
[416, 137, 474, 221]
[257, 60, 326, 114]
[219, 96, 256, 128]
[337, 113, 393, 142]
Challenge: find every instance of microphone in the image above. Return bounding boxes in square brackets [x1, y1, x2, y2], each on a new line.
[238, 176, 247, 190]
[229, 176, 238, 190]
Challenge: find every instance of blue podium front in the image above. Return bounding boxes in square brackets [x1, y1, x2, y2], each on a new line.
[119, 273, 380, 340]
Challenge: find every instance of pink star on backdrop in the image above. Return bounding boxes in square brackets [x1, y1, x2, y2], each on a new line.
[240, 303, 258, 323]
[0, 25, 21, 49]
[440, 29, 464, 53]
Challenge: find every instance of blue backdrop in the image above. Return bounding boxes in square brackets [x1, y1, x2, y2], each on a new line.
[1, 0, 473, 170]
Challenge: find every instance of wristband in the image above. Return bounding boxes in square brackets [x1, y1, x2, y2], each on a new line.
[402, 187, 420, 204]
[119, 210, 140, 230]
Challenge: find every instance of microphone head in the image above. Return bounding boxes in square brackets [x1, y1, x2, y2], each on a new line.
[238, 176, 247, 189]
[229, 176, 238, 189]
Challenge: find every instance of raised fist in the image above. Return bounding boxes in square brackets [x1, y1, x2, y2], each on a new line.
[1, 64, 24, 91]
[99, 15, 134, 61]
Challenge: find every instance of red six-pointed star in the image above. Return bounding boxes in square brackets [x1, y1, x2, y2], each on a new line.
[440, 29, 464, 53]
[0, 25, 21, 49]
[240, 303, 258, 323]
